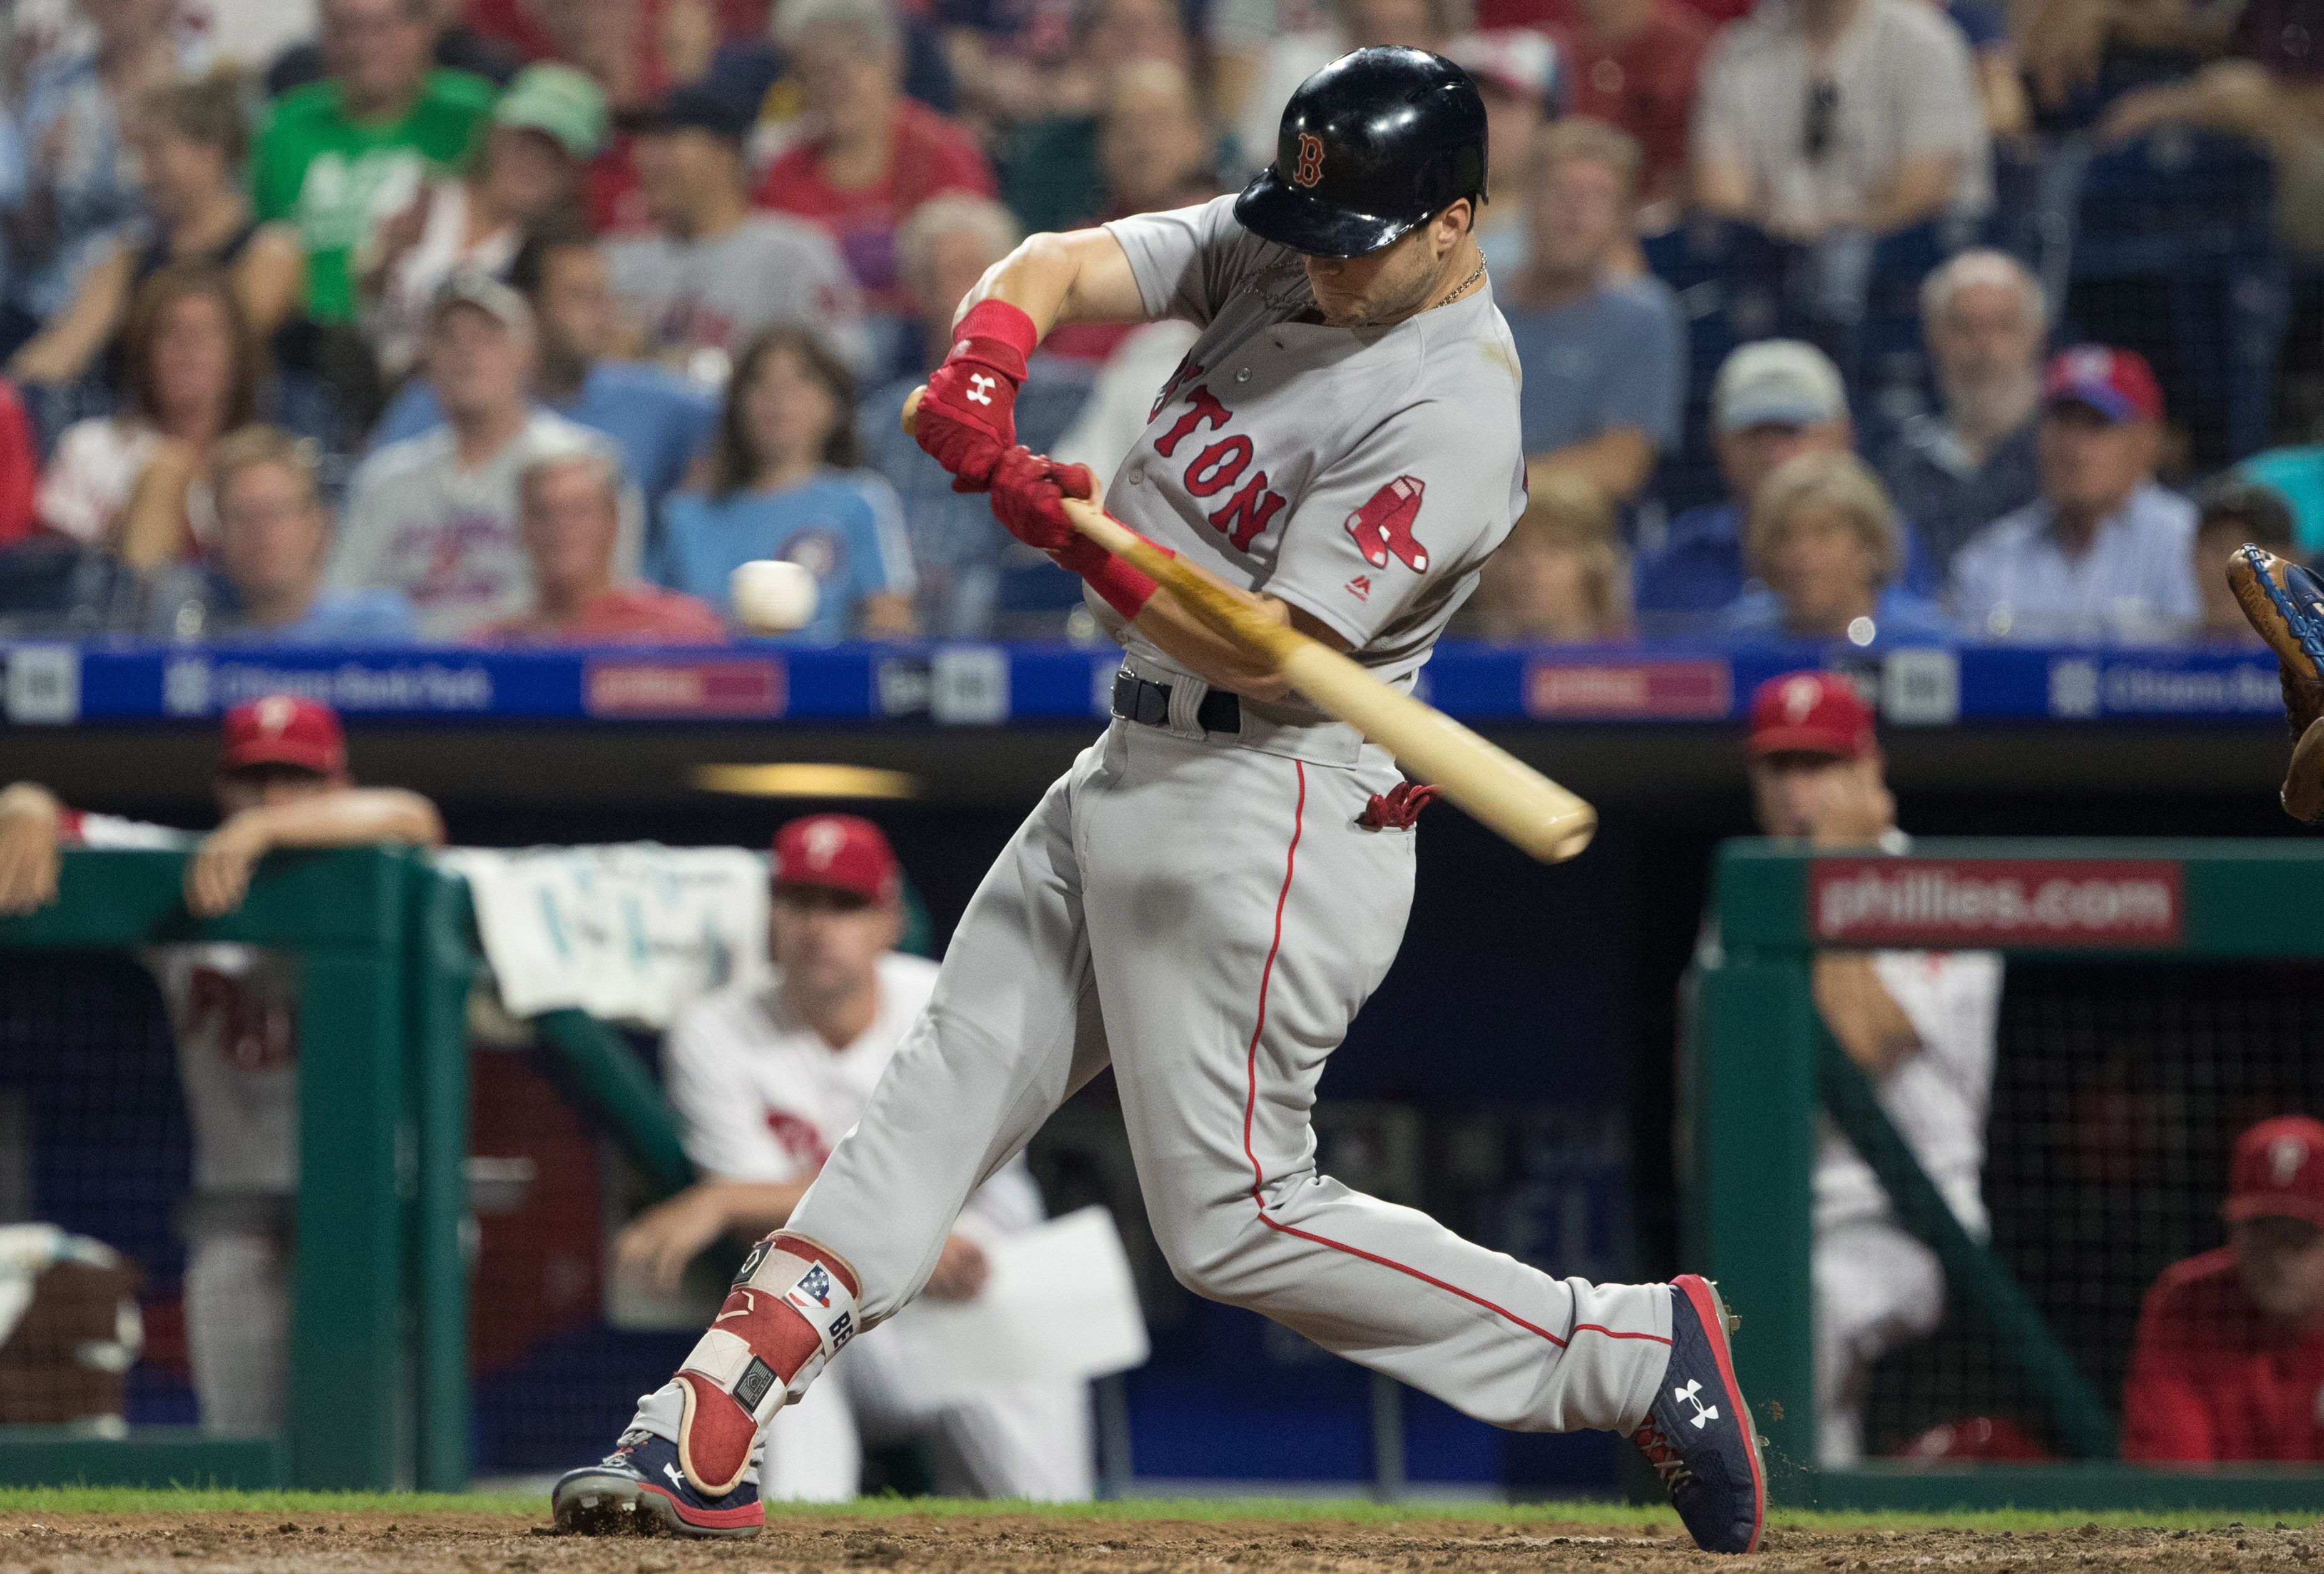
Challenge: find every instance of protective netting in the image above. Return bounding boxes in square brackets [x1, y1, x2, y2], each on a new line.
[1851, 959, 2324, 1461]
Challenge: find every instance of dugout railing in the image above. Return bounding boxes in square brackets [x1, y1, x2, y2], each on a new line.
[0, 847, 476, 1491]
[1689, 839, 2324, 1512]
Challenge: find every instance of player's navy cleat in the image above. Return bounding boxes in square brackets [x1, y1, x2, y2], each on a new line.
[551, 1428, 764, 1539]
[1632, 1274, 1766, 1555]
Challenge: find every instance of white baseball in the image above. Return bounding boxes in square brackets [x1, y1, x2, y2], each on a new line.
[730, 559, 818, 633]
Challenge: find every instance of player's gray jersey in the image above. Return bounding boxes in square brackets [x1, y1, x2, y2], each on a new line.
[1102, 195, 1526, 693]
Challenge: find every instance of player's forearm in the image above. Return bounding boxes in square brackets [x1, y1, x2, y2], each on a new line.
[0, 782, 64, 827]
[242, 789, 447, 853]
[960, 228, 1146, 340]
[1813, 953, 1922, 1076]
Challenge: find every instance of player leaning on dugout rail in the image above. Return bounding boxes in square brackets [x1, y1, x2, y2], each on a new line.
[551, 47, 1766, 1556]
[0, 696, 444, 1437]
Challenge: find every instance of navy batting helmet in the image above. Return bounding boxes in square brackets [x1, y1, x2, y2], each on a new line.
[1234, 47, 1488, 259]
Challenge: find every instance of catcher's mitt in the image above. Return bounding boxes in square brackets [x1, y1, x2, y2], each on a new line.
[2226, 543, 2324, 824]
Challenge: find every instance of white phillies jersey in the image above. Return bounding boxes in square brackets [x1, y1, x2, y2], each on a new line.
[1814, 948, 2004, 1238]
[662, 954, 1043, 1238]
[1101, 195, 1528, 693]
[68, 812, 299, 1196]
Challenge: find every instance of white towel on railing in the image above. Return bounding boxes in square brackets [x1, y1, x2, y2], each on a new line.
[438, 844, 770, 1026]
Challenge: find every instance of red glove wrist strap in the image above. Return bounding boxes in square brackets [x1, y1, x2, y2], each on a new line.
[949, 300, 1039, 382]
[1056, 529, 1168, 621]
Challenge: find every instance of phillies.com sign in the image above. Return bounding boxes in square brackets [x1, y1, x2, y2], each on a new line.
[1808, 859, 2184, 948]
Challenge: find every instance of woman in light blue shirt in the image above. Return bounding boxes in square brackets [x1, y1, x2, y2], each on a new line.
[658, 327, 917, 643]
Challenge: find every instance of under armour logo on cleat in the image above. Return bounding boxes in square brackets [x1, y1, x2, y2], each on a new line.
[1674, 1377, 1721, 1429]
[966, 373, 997, 406]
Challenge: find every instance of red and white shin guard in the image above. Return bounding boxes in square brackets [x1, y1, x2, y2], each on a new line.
[672, 1231, 861, 1496]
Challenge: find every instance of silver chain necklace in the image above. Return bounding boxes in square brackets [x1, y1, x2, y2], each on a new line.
[1431, 255, 1487, 312]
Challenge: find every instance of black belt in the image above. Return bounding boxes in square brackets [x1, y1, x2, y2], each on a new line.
[1112, 670, 1241, 735]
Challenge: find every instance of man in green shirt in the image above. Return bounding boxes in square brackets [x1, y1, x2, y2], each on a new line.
[253, 0, 494, 324]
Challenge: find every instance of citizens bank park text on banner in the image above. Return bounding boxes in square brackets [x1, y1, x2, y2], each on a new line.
[1809, 859, 2185, 948]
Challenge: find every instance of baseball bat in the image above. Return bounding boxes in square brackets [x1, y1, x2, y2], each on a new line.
[902, 386, 1595, 862]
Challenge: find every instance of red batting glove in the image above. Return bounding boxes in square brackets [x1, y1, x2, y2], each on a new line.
[914, 300, 1039, 489]
[986, 446, 1094, 553]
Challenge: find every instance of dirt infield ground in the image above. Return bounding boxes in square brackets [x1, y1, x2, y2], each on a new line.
[1, 1505, 2316, 1574]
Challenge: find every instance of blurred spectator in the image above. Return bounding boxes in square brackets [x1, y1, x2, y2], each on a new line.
[0, 378, 43, 549]
[251, 0, 496, 327]
[175, 0, 319, 74]
[1443, 31, 1560, 275]
[862, 195, 1088, 634]
[1551, 0, 1709, 222]
[268, 0, 526, 94]
[476, 448, 726, 643]
[2238, 426, 2324, 558]
[1875, 249, 2045, 576]
[1691, 0, 1989, 242]
[0, 0, 194, 351]
[1235, 0, 1469, 181]
[329, 272, 629, 638]
[2190, 479, 2296, 645]
[1948, 345, 2199, 643]
[1467, 469, 1632, 640]
[947, 0, 1179, 135]
[1636, 340, 1890, 625]
[1723, 450, 1954, 641]
[0, 696, 445, 1436]
[753, 0, 996, 319]
[1003, 51, 1216, 251]
[602, 80, 869, 375]
[9, 71, 305, 392]
[1726, 670, 2001, 1466]
[372, 217, 719, 522]
[660, 325, 916, 639]
[359, 64, 607, 381]
[1505, 119, 1683, 510]
[1941, 0, 2030, 139]
[1209, 0, 1333, 146]
[39, 266, 259, 568]
[146, 424, 417, 642]
[2124, 1115, 2324, 1463]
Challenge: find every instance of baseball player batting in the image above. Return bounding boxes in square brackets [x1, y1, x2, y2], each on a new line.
[553, 48, 1764, 1552]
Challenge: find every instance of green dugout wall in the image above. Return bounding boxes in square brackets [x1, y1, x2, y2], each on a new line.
[1689, 839, 2324, 1513]
[0, 847, 476, 1491]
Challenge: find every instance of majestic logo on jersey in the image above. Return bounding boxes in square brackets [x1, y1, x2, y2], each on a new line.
[1674, 1378, 1721, 1429]
[2271, 1135, 2311, 1186]
[1345, 477, 1429, 572]
[1344, 575, 1372, 602]
[1152, 385, 1289, 552]
[1293, 132, 1326, 188]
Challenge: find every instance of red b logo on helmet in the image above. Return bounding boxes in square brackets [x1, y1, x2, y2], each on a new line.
[1293, 132, 1325, 188]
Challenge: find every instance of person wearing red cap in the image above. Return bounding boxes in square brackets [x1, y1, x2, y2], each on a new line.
[2123, 1115, 2324, 1461]
[607, 814, 1091, 1503]
[1947, 345, 2201, 643]
[1717, 670, 2002, 1464]
[0, 696, 443, 1437]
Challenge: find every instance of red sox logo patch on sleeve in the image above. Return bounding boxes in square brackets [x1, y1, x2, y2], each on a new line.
[1345, 477, 1428, 572]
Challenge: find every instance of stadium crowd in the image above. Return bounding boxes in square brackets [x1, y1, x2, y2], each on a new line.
[0, 0, 2320, 648]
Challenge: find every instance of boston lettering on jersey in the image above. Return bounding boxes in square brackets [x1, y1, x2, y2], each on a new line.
[1151, 384, 1289, 552]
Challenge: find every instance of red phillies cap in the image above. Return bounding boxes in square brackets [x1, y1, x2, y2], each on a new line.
[1746, 671, 1876, 759]
[772, 814, 900, 905]
[2223, 1115, 2324, 1230]
[2043, 345, 2164, 426]
[220, 695, 346, 775]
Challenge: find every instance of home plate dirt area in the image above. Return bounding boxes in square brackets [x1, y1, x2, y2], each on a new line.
[2, 1502, 2319, 1574]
